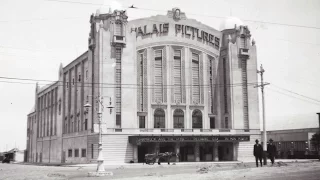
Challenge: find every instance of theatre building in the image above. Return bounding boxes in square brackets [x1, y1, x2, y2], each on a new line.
[26, 7, 260, 164]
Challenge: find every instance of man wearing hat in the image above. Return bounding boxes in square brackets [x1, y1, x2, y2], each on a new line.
[267, 138, 277, 165]
[253, 139, 263, 167]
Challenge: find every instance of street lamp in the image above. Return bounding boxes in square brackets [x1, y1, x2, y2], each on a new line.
[85, 95, 114, 176]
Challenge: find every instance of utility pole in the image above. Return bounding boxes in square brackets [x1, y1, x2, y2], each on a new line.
[255, 64, 270, 165]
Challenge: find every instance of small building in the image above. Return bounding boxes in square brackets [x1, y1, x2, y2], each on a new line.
[3, 148, 25, 163]
[265, 128, 319, 159]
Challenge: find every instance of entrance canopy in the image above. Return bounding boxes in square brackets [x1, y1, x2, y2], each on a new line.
[129, 135, 250, 145]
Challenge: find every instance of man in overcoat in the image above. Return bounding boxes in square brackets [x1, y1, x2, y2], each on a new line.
[267, 138, 277, 165]
[253, 139, 263, 167]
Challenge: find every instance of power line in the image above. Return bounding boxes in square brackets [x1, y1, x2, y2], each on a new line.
[0, 76, 259, 87]
[266, 87, 320, 107]
[44, 0, 320, 30]
[271, 84, 320, 103]
[0, 80, 258, 90]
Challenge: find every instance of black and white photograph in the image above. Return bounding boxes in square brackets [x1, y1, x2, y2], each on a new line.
[0, 0, 319, 179]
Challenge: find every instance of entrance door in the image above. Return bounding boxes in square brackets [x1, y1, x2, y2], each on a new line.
[138, 146, 147, 163]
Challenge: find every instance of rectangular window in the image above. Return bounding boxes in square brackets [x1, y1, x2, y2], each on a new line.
[68, 149, 72, 157]
[139, 53, 144, 111]
[154, 49, 163, 102]
[78, 74, 81, 82]
[84, 119, 88, 130]
[72, 78, 75, 85]
[86, 70, 88, 80]
[115, 48, 122, 127]
[116, 115, 121, 127]
[81, 149, 86, 158]
[192, 53, 200, 103]
[75, 149, 79, 157]
[115, 22, 122, 36]
[91, 144, 94, 159]
[139, 116, 145, 128]
[66, 82, 69, 89]
[225, 117, 229, 129]
[210, 117, 215, 129]
[223, 58, 228, 114]
[240, 37, 246, 49]
[174, 50, 182, 102]
[209, 58, 214, 113]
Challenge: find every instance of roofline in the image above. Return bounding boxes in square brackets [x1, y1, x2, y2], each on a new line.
[63, 50, 89, 70]
[263, 127, 319, 133]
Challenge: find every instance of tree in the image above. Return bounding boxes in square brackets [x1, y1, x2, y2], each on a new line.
[310, 133, 320, 152]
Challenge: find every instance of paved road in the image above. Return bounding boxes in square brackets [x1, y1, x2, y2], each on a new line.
[0, 161, 319, 180]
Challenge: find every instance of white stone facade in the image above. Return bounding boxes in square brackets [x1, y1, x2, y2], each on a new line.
[26, 8, 260, 164]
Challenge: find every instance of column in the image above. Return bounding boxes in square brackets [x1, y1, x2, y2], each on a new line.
[133, 145, 138, 163]
[175, 143, 180, 162]
[213, 142, 219, 161]
[155, 142, 160, 162]
[233, 142, 238, 161]
[195, 142, 200, 162]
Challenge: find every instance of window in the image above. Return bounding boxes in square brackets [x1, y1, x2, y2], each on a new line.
[91, 144, 94, 159]
[139, 116, 145, 128]
[154, 108, 165, 128]
[58, 99, 61, 115]
[210, 117, 215, 129]
[192, 53, 200, 103]
[68, 149, 72, 157]
[192, 109, 202, 128]
[78, 74, 81, 82]
[223, 58, 228, 114]
[116, 115, 121, 127]
[173, 50, 182, 102]
[72, 78, 75, 85]
[86, 70, 88, 80]
[75, 149, 79, 157]
[66, 82, 69, 89]
[81, 149, 86, 157]
[115, 48, 122, 127]
[139, 53, 144, 111]
[173, 109, 184, 128]
[115, 22, 122, 36]
[84, 119, 88, 130]
[240, 37, 246, 49]
[225, 117, 229, 128]
[154, 49, 163, 102]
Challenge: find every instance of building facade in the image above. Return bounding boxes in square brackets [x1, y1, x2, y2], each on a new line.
[265, 128, 319, 159]
[26, 7, 260, 164]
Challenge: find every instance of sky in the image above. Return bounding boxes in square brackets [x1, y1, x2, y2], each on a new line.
[0, 0, 319, 151]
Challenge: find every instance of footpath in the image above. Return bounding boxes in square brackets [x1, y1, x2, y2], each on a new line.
[18, 159, 319, 168]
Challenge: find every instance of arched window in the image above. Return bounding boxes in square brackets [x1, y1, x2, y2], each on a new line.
[173, 109, 184, 128]
[154, 108, 165, 128]
[192, 109, 202, 128]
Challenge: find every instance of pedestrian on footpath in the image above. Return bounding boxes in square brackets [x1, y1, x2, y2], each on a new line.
[253, 139, 263, 167]
[267, 138, 277, 165]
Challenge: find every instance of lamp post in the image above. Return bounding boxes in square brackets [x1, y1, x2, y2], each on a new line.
[84, 95, 114, 176]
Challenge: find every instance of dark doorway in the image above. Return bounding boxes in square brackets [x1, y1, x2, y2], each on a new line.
[218, 146, 223, 161]
[160, 144, 174, 153]
[180, 145, 194, 162]
[138, 146, 147, 163]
